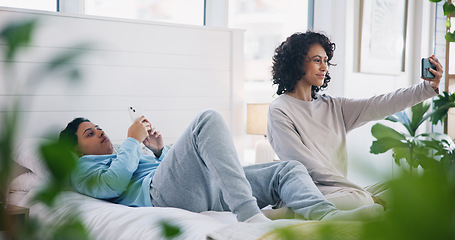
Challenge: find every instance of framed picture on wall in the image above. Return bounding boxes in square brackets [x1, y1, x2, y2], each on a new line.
[359, 0, 408, 75]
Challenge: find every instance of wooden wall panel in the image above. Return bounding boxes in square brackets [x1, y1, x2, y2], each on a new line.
[0, 8, 244, 157]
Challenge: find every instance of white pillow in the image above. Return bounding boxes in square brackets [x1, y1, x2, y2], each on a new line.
[13, 138, 50, 179]
[9, 172, 44, 192]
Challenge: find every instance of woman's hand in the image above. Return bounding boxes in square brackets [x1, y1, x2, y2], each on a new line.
[127, 116, 149, 143]
[422, 55, 443, 92]
[143, 126, 164, 158]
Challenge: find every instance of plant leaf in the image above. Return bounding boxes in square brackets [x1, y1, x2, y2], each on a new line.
[371, 123, 406, 141]
[385, 115, 399, 123]
[414, 146, 440, 169]
[392, 147, 412, 166]
[52, 220, 91, 240]
[46, 43, 91, 73]
[431, 92, 455, 125]
[444, 1, 455, 16]
[445, 31, 455, 42]
[386, 111, 414, 135]
[0, 19, 37, 62]
[410, 101, 431, 132]
[40, 139, 78, 181]
[159, 221, 182, 239]
[370, 138, 408, 154]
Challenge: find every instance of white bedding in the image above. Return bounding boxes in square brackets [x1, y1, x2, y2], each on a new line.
[18, 190, 317, 240]
[18, 190, 239, 240]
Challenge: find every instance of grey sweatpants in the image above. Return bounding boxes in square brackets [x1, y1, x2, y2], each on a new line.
[150, 110, 337, 221]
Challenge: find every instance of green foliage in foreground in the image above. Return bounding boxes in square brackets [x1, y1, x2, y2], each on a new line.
[273, 168, 455, 240]
[0, 18, 91, 240]
[363, 168, 455, 240]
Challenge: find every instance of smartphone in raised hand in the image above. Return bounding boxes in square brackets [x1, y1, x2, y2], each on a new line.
[128, 106, 141, 122]
[421, 58, 436, 79]
[128, 107, 151, 131]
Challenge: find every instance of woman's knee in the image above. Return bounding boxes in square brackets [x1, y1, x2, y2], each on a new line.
[279, 160, 309, 174]
[198, 109, 225, 125]
[325, 189, 375, 210]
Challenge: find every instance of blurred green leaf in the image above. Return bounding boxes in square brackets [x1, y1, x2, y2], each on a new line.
[32, 182, 63, 207]
[52, 220, 91, 240]
[445, 31, 455, 42]
[443, 1, 455, 15]
[0, 19, 37, 62]
[447, 17, 452, 28]
[1, 18, 92, 239]
[429, 0, 443, 3]
[40, 139, 78, 181]
[363, 169, 455, 240]
[33, 138, 79, 206]
[47, 44, 90, 72]
[160, 221, 182, 239]
[0, 100, 20, 215]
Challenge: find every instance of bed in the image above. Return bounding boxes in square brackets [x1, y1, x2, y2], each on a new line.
[2, 7, 363, 240]
[9, 139, 365, 240]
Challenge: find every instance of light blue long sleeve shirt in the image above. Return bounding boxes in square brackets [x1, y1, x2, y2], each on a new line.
[70, 137, 168, 207]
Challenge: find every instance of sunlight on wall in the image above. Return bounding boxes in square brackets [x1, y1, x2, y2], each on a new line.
[85, 0, 204, 25]
[0, 0, 56, 11]
[229, 0, 308, 82]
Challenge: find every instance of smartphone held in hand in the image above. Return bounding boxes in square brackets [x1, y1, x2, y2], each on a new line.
[421, 58, 436, 79]
[128, 107, 141, 122]
[128, 107, 152, 131]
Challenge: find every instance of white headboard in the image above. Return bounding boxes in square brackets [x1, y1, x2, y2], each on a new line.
[0, 8, 245, 158]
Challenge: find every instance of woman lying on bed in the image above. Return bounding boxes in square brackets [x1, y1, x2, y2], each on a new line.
[59, 109, 384, 223]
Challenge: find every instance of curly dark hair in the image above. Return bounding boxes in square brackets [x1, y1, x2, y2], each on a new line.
[272, 31, 336, 99]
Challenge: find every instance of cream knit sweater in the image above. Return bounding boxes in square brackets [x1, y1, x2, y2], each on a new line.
[267, 81, 438, 190]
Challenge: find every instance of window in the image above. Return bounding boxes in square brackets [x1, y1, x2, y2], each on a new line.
[229, 0, 309, 82]
[0, 0, 57, 11]
[85, 0, 204, 25]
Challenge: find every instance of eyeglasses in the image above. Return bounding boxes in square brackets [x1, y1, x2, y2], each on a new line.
[308, 56, 328, 66]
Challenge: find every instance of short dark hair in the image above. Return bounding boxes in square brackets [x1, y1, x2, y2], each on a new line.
[59, 117, 90, 149]
[271, 31, 336, 99]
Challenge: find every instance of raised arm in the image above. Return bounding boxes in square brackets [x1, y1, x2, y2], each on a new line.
[70, 117, 150, 199]
[341, 56, 442, 132]
[70, 138, 142, 199]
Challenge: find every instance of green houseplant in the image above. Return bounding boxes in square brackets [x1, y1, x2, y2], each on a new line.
[364, 91, 455, 239]
[369, 92, 455, 173]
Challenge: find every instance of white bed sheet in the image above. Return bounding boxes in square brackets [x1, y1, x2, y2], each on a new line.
[18, 190, 239, 240]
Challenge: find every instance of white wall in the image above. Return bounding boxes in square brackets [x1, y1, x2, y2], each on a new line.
[0, 8, 245, 160]
[312, 0, 437, 185]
